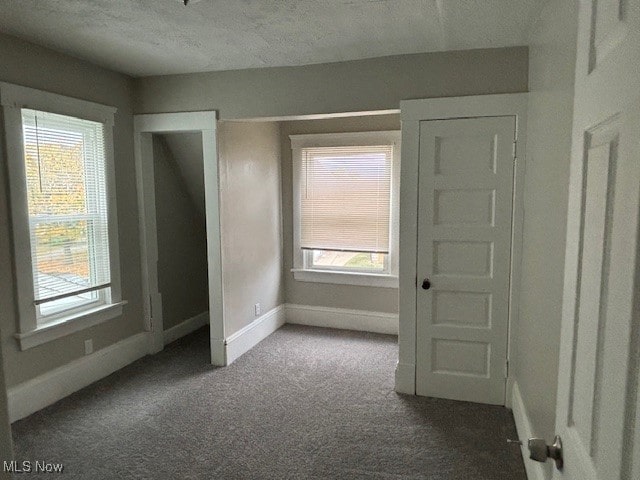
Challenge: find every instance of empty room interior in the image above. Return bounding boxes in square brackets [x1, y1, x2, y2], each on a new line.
[0, 1, 639, 479]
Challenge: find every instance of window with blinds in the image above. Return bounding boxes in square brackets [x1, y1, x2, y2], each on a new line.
[21, 109, 112, 322]
[300, 144, 393, 272]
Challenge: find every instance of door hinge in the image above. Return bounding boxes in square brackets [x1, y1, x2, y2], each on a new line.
[504, 360, 510, 378]
[512, 141, 517, 159]
[149, 295, 154, 321]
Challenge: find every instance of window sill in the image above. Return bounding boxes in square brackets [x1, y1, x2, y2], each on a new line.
[292, 269, 398, 288]
[15, 301, 127, 351]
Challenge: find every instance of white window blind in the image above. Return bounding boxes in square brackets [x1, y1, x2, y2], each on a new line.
[300, 145, 393, 253]
[21, 109, 111, 312]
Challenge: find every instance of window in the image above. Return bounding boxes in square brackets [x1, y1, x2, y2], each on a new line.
[23, 109, 112, 322]
[1, 83, 123, 349]
[291, 131, 400, 288]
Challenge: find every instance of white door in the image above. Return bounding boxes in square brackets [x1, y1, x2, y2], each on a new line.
[552, 1, 640, 479]
[415, 116, 515, 405]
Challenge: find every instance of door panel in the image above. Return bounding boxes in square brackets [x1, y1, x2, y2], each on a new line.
[434, 189, 495, 226]
[416, 116, 515, 405]
[554, 1, 640, 479]
[433, 291, 492, 328]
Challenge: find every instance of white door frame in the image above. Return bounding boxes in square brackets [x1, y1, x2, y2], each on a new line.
[396, 93, 528, 407]
[133, 111, 226, 365]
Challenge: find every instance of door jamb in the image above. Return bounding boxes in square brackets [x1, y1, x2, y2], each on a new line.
[133, 111, 226, 365]
[396, 93, 528, 407]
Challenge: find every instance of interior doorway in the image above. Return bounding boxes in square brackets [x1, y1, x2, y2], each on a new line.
[133, 112, 226, 365]
[152, 133, 209, 345]
[415, 115, 516, 405]
[397, 94, 528, 407]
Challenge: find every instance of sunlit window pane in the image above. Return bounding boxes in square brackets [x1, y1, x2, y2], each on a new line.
[21, 109, 111, 323]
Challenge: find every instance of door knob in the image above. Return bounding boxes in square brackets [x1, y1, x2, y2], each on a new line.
[421, 278, 431, 290]
[528, 436, 563, 470]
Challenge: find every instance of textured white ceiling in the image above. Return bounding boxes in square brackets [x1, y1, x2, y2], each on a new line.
[0, 0, 542, 77]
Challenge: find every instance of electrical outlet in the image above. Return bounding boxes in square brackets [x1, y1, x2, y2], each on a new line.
[254, 303, 261, 316]
[84, 339, 93, 355]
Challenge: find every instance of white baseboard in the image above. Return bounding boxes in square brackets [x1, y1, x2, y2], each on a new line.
[8, 332, 149, 423]
[394, 362, 415, 394]
[163, 311, 209, 346]
[512, 381, 547, 480]
[225, 305, 285, 365]
[285, 303, 398, 335]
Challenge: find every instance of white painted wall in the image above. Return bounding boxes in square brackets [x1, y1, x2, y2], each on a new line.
[218, 121, 284, 336]
[515, 2, 578, 478]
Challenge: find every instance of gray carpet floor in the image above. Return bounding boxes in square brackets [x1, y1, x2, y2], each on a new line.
[12, 325, 526, 479]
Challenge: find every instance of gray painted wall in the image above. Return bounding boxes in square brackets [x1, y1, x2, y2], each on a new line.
[153, 135, 208, 332]
[134, 47, 529, 119]
[0, 345, 12, 474]
[0, 33, 144, 387]
[218, 121, 284, 336]
[0, 32, 530, 418]
[133, 46, 528, 320]
[515, 2, 578, 477]
[280, 115, 400, 313]
[163, 133, 205, 221]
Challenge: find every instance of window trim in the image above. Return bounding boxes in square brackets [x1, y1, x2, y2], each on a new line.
[303, 249, 389, 274]
[0, 82, 124, 350]
[290, 130, 400, 288]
